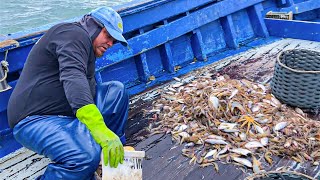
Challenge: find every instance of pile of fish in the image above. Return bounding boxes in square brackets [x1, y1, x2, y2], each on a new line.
[147, 75, 320, 173]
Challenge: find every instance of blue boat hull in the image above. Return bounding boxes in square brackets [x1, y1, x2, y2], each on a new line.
[0, 0, 319, 158]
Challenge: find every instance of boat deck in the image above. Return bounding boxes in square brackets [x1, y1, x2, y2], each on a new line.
[127, 38, 320, 180]
[1, 38, 320, 180]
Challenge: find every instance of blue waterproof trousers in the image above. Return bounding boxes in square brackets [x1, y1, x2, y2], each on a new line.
[13, 81, 129, 180]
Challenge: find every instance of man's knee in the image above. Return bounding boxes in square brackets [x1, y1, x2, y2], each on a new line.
[103, 81, 126, 93]
[99, 81, 128, 101]
[83, 150, 101, 170]
[71, 147, 101, 176]
[111, 80, 125, 89]
[40, 148, 100, 179]
[113, 81, 128, 101]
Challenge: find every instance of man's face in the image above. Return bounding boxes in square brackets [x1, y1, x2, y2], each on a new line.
[93, 28, 115, 57]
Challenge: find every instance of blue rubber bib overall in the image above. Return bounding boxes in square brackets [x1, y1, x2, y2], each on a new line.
[13, 81, 129, 180]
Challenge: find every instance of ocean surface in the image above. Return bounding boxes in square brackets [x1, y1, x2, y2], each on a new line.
[0, 0, 132, 35]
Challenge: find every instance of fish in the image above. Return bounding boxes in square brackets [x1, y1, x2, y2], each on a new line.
[273, 122, 288, 131]
[172, 82, 184, 88]
[245, 141, 264, 149]
[255, 125, 264, 134]
[239, 132, 247, 141]
[173, 77, 181, 82]
[229, 148, 251, 156]
[232, 157, 252, 167]
[174, 124, 188, 132]
[205, 139, 228, 145]
[251, 104, 260, 112]
[217, 145, 230, 157]
[204, 149, 218, 159]
[218, 123, 239, 132]
[209, 94, 219, 110]
[260, 137, 269, 146]
[228, 89, 238, 99]
[178, 132, 190, 138]
[207, 134, 226, 140]
[185, 142, 195, 147]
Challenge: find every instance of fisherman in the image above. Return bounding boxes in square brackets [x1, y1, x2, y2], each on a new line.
[7, 7, 128, 179]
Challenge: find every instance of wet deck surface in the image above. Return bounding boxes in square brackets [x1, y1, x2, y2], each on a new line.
[125, 38, 320, 180]
[1, 38, 320, 180]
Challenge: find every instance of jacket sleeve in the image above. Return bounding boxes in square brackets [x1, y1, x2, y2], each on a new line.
[54, 27, 95, 114]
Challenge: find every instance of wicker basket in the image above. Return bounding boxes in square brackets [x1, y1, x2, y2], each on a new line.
[271, 49, 320, 111]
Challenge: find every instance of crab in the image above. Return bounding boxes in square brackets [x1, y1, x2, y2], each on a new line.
[237, 115, 261, 134]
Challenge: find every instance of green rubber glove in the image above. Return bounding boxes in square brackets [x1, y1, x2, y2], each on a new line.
[76, 104, 124, 168]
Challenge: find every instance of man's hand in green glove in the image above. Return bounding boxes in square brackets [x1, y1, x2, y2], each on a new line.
[76, 104, 124, 168]
[100, 128, 124, 167]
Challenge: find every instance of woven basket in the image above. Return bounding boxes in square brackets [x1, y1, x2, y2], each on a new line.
[271, 49, 320, 111]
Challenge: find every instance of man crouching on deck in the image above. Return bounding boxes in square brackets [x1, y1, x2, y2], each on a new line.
[7, 7, 129, 180]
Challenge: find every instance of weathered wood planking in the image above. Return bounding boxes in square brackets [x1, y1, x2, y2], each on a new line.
[0, 148, 49, 179]
[1, 38, 319, 179]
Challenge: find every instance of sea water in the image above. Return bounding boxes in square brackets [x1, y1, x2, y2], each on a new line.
[0, 0, 132, 35]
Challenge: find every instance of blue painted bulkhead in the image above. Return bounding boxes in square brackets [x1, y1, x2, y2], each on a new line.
[0, 0, 319, 158]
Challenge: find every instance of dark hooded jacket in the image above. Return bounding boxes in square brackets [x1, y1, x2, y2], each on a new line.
[7, 15, 102, 128]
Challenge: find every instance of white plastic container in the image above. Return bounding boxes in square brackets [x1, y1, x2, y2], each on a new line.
[101, 150, 145, 180]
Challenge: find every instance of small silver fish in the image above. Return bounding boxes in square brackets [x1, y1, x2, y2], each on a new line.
[232, 157, 252, 167]
[273, 122, 288, 131]
[260, 137, 269, 146]
[204, 149, 218, 159]
[229, 148, 251, 156]
[245, 141, 264, 149]
[205, 139, 228, 145]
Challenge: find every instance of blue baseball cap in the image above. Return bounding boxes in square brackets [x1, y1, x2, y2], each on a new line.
[90, 7, 128, 46]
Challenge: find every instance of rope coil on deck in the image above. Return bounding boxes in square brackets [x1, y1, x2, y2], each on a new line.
[271, 49, 320, 111]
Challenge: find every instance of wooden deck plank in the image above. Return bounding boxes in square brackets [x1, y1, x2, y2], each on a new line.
[0, 148, 36, 169]
[1, 151, 49, 180]
[8, 157, 49, 179]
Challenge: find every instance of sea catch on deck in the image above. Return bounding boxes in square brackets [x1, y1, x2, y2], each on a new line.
[146, 75, 320, 172]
